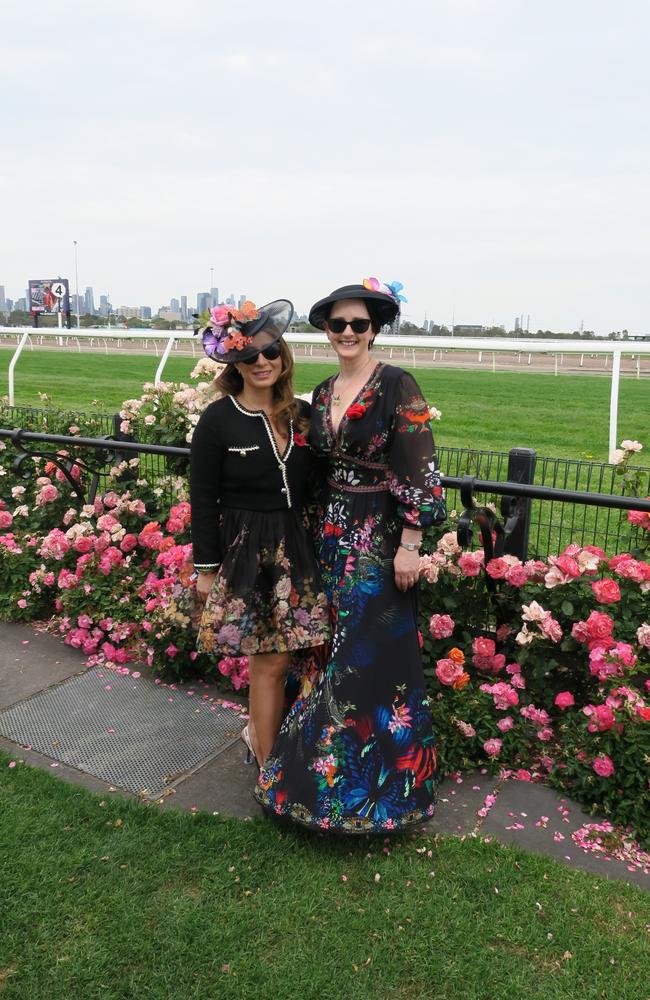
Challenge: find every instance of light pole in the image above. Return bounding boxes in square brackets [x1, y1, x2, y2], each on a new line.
[210, 267, 214, 306]
[73, 240, 80, 328]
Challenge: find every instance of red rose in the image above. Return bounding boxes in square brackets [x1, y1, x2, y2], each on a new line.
[346, 403, 366, 420]
[293, 432, 307, 447]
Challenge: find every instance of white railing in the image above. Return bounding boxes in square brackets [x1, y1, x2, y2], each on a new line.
[2, 326, 649, 461]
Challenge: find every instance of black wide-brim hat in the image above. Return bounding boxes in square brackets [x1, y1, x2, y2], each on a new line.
[202, 299, 293, 364]
[309, 284, 400, 330]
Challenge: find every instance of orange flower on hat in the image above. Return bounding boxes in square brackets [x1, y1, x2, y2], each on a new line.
[452, 671, 470, 690]
[448, 647, 465, 665]
[224, 330, 252, 351]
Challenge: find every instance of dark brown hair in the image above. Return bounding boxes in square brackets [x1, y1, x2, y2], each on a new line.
[214, 339, 309, 434]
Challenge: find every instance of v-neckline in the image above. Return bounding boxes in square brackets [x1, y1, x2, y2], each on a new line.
[327, 362, 381, 440]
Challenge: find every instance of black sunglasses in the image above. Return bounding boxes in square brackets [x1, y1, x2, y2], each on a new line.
[241, 342, 282, 365]
[326, 318, 372, 334]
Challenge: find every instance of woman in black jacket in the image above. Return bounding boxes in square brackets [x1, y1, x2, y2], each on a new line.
[190, 298, 329, 766]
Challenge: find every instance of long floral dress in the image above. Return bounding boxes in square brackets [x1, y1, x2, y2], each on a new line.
[254, 363, 446, 833]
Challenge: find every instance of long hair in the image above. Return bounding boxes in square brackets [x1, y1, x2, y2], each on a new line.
[214, 339, 309, 434]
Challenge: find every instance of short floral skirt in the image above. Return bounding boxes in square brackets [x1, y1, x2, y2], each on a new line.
[196, 506, 330, 658]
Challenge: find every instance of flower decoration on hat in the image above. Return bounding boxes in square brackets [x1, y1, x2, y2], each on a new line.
[201, 299, 260, 358]
[363, 277, 408, 303]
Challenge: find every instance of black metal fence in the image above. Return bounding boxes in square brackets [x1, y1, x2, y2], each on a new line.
[1, 423, 649, 560]
[438, 445, 650, 556]
[0, 403, 117, 437]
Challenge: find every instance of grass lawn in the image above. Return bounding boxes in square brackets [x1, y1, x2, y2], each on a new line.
[1, 753, 649, 1000]
[1, 348, 649, 464]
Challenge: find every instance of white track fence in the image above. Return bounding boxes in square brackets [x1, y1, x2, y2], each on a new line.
[2, 327, 649, 462]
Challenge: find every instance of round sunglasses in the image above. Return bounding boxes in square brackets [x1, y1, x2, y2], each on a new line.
[241, 342, 282, 365]
[326, 318, 372, 334]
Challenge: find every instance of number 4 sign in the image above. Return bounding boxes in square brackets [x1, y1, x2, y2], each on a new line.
[51, 282, 66, 298]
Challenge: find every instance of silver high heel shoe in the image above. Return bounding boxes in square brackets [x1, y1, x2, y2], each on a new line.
[240, 725, 259, 769]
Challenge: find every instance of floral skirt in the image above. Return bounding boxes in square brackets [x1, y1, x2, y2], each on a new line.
[196, 507, 330, 658]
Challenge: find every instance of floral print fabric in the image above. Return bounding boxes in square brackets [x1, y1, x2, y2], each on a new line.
[197, 507, 329, 657]
[254, 364, 447, 833]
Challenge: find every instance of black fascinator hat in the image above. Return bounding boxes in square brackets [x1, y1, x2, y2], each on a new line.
[309, 277, 406, 330]
[197, 298, 293, 364]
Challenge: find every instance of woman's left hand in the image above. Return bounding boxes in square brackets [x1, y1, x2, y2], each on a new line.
[394, 545, 420, 592]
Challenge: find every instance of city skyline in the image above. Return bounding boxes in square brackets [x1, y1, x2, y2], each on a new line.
[0, 278, 639, 334]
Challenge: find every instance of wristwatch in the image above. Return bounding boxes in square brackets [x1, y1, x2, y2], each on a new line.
[399, 541, 420, 551]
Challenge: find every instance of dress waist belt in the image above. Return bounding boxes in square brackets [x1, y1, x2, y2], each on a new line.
[327, 476, 390, 494]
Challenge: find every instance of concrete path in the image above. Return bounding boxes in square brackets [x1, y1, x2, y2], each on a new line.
[1, 621, 648, 892]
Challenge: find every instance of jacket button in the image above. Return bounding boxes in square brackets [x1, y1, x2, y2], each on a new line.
[281, 487, 287, 493]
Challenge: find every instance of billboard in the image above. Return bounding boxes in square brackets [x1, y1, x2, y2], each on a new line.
[28, 278, 70, 315]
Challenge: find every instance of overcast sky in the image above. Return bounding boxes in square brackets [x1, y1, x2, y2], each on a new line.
[2, 0, 649, 333]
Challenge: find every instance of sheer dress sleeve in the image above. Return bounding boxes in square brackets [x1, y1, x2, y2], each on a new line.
[387, 372, 446, 529]
[190, 405, 226, 571]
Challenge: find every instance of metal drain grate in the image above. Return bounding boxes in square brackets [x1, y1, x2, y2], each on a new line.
[0, 667, 244, 799]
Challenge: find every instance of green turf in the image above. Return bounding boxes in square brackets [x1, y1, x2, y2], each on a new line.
[1, 753, 648, 1000]
[1, 347, 649, 464]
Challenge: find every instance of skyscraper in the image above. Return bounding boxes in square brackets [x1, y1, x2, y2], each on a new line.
[0, 286, 6, 310]
[84, 286, 95, 315]
[197, 292, 210, 314]
[237, 294, 247, 309]
[180, 295, 188, 321]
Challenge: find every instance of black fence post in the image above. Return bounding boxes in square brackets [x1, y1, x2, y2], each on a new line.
[502, 448, 537, 560]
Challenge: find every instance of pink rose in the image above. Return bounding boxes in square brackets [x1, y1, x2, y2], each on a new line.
[485, 557, 509, 580]
[120, 534, 138, 553]
[428, 613, 455, 639]
[572, 610, 614, 645]
[591, 578, 621, 604]
[551, 554, 581, 578]
[637, 623, 650, 648]
[210, 305, 231, 327]
[587, 705, 616, 732]
[435, 658, 464, 686]
[483, 738, 503, 757]
[496, 716, 514, 732]
[554, 691, 575, 710]
[613, 558, 650, 583]
[592, 755, 615, 778]
[505, 565, 528, 587]
[628, 508, 650, 530]
[480, 681, 519, 710]
[0, 511, 13, 529]
[538, 614, 562, 643]
[74, 536, 95, 554]
[473, 637, 496, 659]
[457, 551, 484, 577]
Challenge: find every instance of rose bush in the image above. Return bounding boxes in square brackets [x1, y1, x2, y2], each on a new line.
[419, 524, 649, 843]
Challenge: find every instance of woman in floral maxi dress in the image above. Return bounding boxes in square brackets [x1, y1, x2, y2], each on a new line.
[254, 280, 446, 833]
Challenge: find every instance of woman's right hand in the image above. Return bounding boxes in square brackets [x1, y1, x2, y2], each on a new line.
[196, 571, 218, 604]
